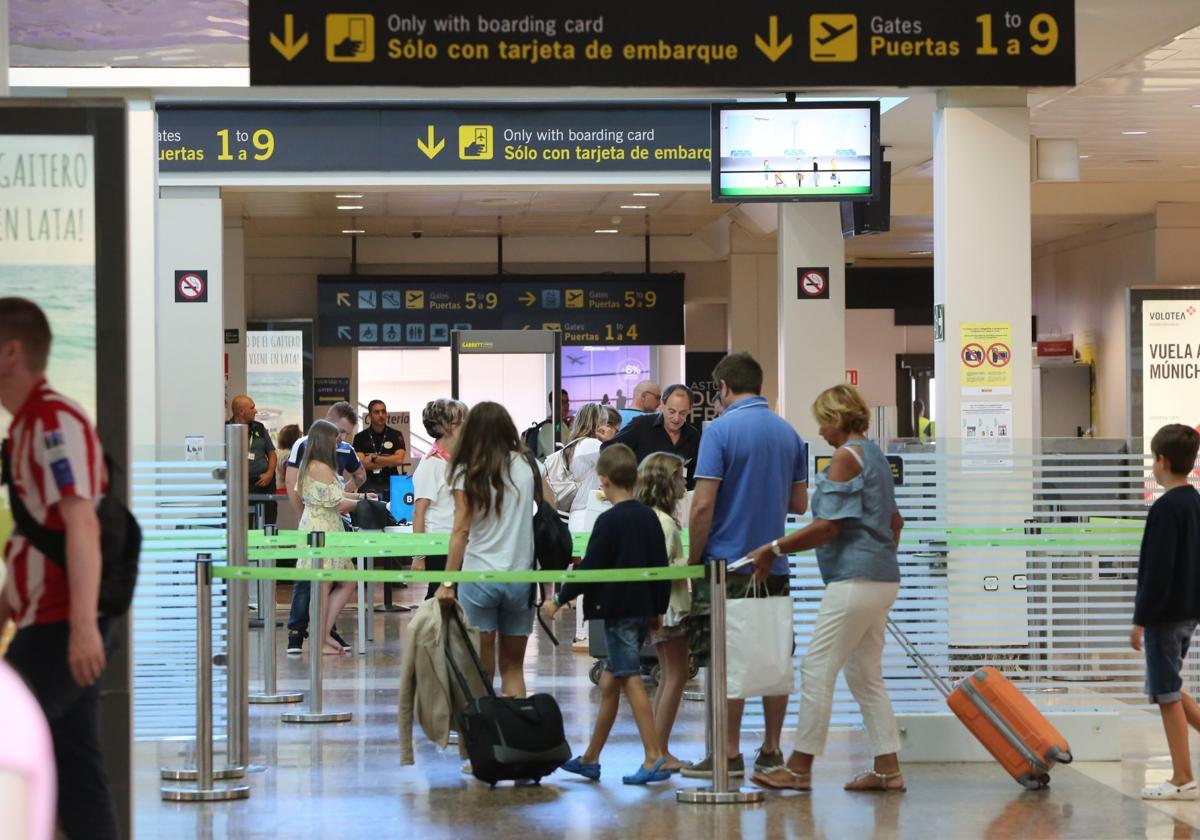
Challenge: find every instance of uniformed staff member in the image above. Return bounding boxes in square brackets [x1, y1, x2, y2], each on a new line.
[352, 399, 407, 498]
[228, 394, 277, 525]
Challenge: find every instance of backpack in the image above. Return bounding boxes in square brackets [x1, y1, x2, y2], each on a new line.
[521, 421, 548, 460]
[542, 439, 582, 512]
[524, 452, 572, 571]
[2, 444, 142, 618]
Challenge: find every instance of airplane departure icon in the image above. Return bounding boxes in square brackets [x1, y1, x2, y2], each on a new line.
[816, 20, 854, 45]
[566, 354, 586, 366]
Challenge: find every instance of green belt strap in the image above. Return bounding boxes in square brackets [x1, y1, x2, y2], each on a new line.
[212, 564, 707, 585]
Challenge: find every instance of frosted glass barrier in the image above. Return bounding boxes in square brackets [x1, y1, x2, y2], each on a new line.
[130, 445, 229, 741]
[742, 439, 1178, 731]
[456, 353, 550, 433]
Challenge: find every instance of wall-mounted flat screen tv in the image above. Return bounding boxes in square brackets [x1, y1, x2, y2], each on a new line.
[711, 101, 881, 203]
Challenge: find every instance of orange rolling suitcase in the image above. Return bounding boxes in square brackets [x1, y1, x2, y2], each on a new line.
[887, 619, 1072, 790]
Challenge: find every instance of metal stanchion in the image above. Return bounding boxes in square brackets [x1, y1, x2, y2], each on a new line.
[282, 532, 353, 724]
[677, 560, 764, 805]
[356, 555, 368, 657]
[366, 554, 376, 644]
[250, 525, 303, 705]
[249, 500, 266, 626]
[225, 424, 253, 772]
[162, 557, 250, 801]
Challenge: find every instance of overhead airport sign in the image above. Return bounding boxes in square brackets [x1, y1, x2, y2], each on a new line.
[317, 274, 684, 348]
[249, 1, 1075, 88]
[156, 106, 710, 172]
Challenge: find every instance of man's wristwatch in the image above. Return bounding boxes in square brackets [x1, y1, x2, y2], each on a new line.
[770, 539, 785, 557]
[552, 593, 561, 607]
[441, 581, 454, 590]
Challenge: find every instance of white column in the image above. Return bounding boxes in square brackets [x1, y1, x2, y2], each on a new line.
[157, 186, 225, 451]
[223, 221, 246, 407]
[933, 91, 1033, 442]
[776, 203, 846, 442]
[728, 223, 779, 406]
[933, 91, 1032, 647]
[127, 100, 159, 452]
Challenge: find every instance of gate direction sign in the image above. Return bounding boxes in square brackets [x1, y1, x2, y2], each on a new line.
[319, 274, 684, 347]
[157, 106, 710, 173]
[175, 270, 208, 303]
[797, 267, 830, 300]
[250, 1, 1074, 89]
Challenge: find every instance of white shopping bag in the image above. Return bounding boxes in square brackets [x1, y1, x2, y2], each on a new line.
[725, 591, 794, 699]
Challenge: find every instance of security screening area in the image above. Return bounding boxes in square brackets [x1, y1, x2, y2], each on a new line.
[12, 1, 1200, 838]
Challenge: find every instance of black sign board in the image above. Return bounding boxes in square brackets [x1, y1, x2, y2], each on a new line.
[314, 377, 352, 405]
[318, 274, 684, 348]
[224, 328, 240, 345]
[157, 106, 710, 173]
[816, 453, 904, 485]
[250, 1, 1074, 89]
[685, 351, 725, 427]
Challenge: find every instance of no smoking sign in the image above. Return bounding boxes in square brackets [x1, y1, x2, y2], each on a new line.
[175, 270, 209, 303]
[797, 267, 830, 300]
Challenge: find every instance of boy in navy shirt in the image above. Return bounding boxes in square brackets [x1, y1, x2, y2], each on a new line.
[540, 444, 671, 784]
[1133, 423, 1200, 800]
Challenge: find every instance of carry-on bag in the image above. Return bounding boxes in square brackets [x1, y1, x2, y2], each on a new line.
[444, 611, 571, 785]
[886, 618, 1072, 790]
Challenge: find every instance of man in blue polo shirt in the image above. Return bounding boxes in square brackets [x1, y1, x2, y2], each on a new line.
[681, 352, 808, 781]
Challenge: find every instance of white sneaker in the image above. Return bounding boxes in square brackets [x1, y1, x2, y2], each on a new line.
[1142, 779, 1199, 800]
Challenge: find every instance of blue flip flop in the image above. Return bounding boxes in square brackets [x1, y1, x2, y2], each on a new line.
[623, 757, 670, 785]
[561, 756, 601, 781]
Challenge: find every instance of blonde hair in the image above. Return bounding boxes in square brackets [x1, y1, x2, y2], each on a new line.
[635, 452, 686, 523]
[812, 384, 871, 435]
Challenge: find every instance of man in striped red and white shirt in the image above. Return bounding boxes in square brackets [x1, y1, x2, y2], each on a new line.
[0, 297, 118, 840]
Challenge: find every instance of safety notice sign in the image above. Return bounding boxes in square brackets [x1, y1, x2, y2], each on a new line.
[249, 1, 1075, 89]
[960, 322, 1012, 394]
[175, 270, 208, 303]
[797, 267, 830, 300]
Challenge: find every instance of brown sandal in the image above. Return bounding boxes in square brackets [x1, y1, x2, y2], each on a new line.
[751, 767, 812, 791]
[844, 770, 906, 792]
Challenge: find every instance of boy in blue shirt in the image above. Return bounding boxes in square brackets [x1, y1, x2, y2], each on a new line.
[540, 444, 671, 784]
[1133, 423, 1200, 800]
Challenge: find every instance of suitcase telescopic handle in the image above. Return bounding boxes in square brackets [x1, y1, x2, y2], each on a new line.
[886, 618, 953, 699]
[443, 609, 498, 701]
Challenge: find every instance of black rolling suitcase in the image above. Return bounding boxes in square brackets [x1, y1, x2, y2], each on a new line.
[445, 611, 571, 785]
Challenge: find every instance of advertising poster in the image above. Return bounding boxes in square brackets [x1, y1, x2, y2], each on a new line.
[1141, 300, 1200, 448]
[246, 330, 306, 439]
[960, 322, 1013, 395]
[560, 346, 651, 415]
[685, 351, 725, 428]
[961, 400, 1014, 471]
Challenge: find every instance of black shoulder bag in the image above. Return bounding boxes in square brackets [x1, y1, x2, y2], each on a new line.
[525, 452, 572, 572]
[2, 443, 142, 618]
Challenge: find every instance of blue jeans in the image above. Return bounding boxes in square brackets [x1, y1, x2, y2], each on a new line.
[1145, 620, 1198, 704]
[458, 581, 534, 636]
[604, 617, 650, 678]
[287, 581, 310, 632]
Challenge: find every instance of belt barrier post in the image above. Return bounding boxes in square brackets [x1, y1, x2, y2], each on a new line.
[250, 525, 303, 704]
[225, 424, 252, 770]
[282, 532, 353, 724]
[356, 555, 368, 656]
[161, 556, 250, 801]
[676, 560, 764, 804]
[249, 500, 266, 625]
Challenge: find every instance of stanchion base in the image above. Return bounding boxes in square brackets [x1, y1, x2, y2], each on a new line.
[683, 691, 705, 702]
[675, 787, 766, 805]
[249, 692, 305, 704]
[161, 783, 251, 802]
[160, 766, 245, 781]
[281, 711, 353, 723]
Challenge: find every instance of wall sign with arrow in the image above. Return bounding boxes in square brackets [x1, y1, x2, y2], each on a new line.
[250, 1, 1074, 88]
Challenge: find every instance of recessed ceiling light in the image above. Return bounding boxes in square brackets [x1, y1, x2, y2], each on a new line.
[632, 192, 660, 197]
[908, 250, 932, 256]
[620, 205, 647, 210]
[1191, 105, 1200, 109]
[335, 194, 364, 199]
[1078, 155, 1090, 159]
[1121, 130, 1148, 135]
[337, 204, 364, 210]
[594, 229, 619, 234]
[342, 229, 365, 235]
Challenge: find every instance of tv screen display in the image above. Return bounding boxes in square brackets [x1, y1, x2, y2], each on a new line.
[711, 102, 880, 203]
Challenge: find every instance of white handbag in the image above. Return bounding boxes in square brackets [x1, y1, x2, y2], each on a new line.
[725, 580, 795, 699]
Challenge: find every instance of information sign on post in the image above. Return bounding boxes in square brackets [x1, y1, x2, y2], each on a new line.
[250, 1, 1074, 89]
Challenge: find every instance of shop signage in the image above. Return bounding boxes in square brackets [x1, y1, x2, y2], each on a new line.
[314, 377, 352, 405]
[1141, 299, 1200, 445]
[157, 106, 710, 173]
[319, 274, 684, 347]
[685, 351, 725, 427]
[249, 1, 1074, 88]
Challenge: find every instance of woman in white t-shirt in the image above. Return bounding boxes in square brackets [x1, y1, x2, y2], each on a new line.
[564, 403, 618, 532]
[411, 398, 466, 600]
[438, 401, 554, 697]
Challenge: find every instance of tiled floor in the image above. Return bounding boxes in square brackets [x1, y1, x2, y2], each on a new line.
[136, 590, 1200, 840]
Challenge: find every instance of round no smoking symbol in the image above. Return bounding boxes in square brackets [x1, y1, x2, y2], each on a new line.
[177, 272, 205, 300]
[800, 271, 827, 297]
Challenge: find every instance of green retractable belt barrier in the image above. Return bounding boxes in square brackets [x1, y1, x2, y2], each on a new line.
[212, 564, 707, 585]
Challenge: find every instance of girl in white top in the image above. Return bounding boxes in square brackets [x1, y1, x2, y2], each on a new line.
[566, 403, 618, 532]
[411, 398, 467, 601]
[636, 452, 691, 772]
[439, 401, 555, 698]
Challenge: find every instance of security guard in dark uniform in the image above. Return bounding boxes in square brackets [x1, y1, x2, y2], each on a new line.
[228, 394, 277, 525]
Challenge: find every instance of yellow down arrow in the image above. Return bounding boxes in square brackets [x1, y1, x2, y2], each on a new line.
[270, 14, 309, 61]
[416, 125, 445, 160]
[755, 15, 793, 62]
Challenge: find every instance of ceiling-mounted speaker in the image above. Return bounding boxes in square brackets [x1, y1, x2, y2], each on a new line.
[1034, 138, 1080, 182]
